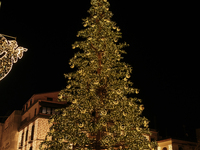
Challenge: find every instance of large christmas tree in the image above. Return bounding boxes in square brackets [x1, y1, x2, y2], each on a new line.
[40, 0, 157, 149]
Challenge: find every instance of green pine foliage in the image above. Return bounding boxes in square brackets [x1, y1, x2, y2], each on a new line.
[40, 0, 157, 149]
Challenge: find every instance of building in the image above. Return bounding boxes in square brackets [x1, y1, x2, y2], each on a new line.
[0, 110, 22, 150]
[0, 91, 68, 150]
[157, 138, 197, 150]
[0, 123, 4, 149]
[0, 91, 199, 150]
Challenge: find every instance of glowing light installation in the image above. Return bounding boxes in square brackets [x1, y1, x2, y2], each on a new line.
[0, 34, 28, 81]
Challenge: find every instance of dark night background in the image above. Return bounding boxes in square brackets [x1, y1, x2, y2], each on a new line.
[0, 0, 199, 141]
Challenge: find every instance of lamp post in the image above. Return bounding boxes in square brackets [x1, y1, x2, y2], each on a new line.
[0, 34, 28, 81]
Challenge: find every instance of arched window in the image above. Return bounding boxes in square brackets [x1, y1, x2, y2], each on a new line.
[163, 147, 167, 150]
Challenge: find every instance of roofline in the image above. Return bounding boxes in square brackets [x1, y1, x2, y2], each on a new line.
[157, 138, 197, 144]
[25, 91, 60, 103]
[30, 91, 60, 98]
[157, 138, 172, 143]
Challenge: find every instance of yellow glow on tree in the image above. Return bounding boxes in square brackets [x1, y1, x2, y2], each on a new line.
[40, 0, 157, 149]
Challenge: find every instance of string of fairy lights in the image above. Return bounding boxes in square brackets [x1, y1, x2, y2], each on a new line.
[0, 34, 28, 81]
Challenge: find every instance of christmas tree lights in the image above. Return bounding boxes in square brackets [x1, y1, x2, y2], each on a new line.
[0, 34, 27, 81]
[40, 0, 157, 149]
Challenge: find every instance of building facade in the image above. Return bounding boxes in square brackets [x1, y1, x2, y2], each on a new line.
[0, 91, 68, 150]
[157, 138, 197, 150]
[0, 123, 4, 149]
[0, 110, 22, 150]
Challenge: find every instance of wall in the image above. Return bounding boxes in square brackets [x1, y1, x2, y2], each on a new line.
[18, 118, 52, 150]
[172, 139, 197, 150]
[0, 110, 21, 150]
[0, 123, 4, 150]
[157, 138, 173, 150]
[34, 118, 52, 150]
[21, 102, 40, 126]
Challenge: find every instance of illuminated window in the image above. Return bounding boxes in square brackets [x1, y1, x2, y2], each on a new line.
[47, 107, 51, 114]
[42, 107, 47, 114]
[52, 108, 55, 115]
[40, 107, 57, 114]
[163, 147, 167, 150]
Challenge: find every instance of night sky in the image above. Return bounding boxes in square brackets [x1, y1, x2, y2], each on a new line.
[0, 0, 199, 141]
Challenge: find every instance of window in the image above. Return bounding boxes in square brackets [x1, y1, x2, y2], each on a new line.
[25, 129, 28, 141]
[42, 107, 47, 114]
[31, 125, 34, 140]
[163, 147, 167, 150]
[29, 146, 33, 150]
[21, 132, 24, 146]
[47, 107, 51, 114]
[52, 108, 55, 115]
[40, 107, 57, 115]
[26, 103, 28, 110]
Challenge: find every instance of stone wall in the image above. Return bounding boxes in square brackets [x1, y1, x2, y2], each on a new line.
[0, 110, 21, 150]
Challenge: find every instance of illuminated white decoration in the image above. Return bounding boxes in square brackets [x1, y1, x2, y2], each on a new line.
[157, 146, 161, 150]
[168, 144, 172, 150]
[0, 34, 27, 81]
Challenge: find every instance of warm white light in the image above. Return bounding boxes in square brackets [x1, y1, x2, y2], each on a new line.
[168, 144, 172, 150]
[0, 34, 28, 81]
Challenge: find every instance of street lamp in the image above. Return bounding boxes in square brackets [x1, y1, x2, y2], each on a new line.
[0, 34, 28, 81]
